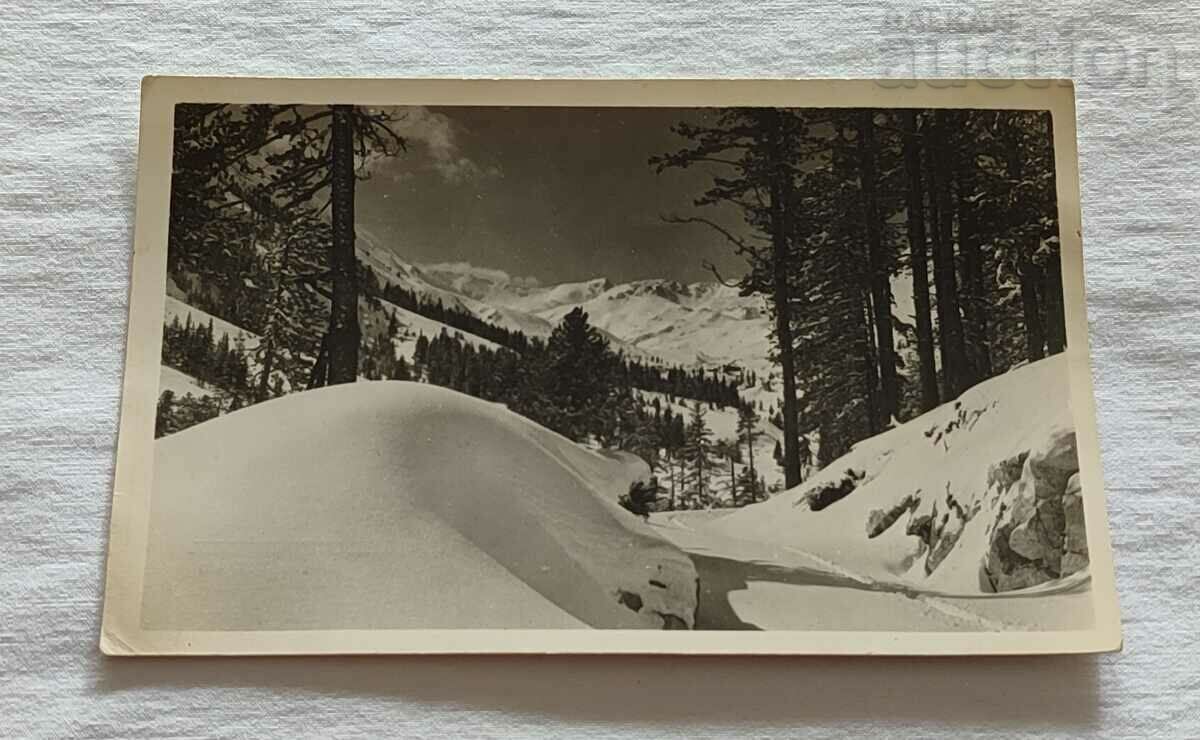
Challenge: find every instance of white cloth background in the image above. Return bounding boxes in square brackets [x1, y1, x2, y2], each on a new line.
[1, 2, 1197, 737]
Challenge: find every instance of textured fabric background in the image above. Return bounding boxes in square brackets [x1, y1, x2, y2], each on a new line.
[1, 2, 1197, 737]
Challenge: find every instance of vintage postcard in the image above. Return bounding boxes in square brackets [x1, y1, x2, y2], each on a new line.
[101, 78, 1121, 655]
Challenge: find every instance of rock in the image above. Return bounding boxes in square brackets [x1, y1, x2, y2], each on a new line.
[1061, 552, 1089, 575]
[987, 451, 1029, 492]
[983, 521, 1057, 592]
[984, 429, 1082, 591]
[659, 613, 689, 630]
[807, 472, 859, 511]
[1027, 429, 1079, 500]
[926, 513, 965, 574]
[865, 493, 918, 538]
[617, 590, 643, 613]
[998, 562, 1056, 591]
[1008, 518, 1046, 561]
[1060, 473, 1089, 575]
[906, 513, 933, 545]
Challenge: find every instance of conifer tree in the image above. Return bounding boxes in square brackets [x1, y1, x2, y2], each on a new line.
[652, 108, 808, 488]
[544, 307, 617, 442]
[737, 404, 760, 501]
[681, 400, 716, 508]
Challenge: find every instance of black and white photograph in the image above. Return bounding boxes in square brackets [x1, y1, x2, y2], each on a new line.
[101, 78, 1119, 653]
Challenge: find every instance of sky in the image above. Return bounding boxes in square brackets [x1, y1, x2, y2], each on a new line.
[357, 106, 750, 286]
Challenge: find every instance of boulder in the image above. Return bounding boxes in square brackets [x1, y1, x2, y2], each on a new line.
[1028, 429, 1078, 500]
[1060, 472, 1089, 575]
[983, 428, 1082, 591]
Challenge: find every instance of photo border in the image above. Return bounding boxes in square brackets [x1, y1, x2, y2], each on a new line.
[101, 77, 1121, 656]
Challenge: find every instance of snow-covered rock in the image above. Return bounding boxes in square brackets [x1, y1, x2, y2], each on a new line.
[702, 354, 1090, 595]
[141, 381, 698, 630]
[984, 429, 1089, 591]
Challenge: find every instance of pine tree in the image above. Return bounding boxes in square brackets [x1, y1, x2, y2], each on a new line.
[651, 108, 807, 488]
[544, 307, 617, 442]
[737, 404, 760, 502]
[680, 400, 715, 509]
[712, 439, 740, 507]
[155, 390, 177, 438]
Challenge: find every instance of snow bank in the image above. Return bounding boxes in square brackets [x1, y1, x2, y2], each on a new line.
[141, 382, 698, 630]
[706, 355, 1089, 595]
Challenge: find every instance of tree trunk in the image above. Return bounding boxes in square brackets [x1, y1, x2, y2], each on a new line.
[1006, 122, 1048, 362]
[860, 290, 881, 436]
[256, 338, 275, 402]
[766, 111, 803, 489]
[1020, 255, 1046, 361]
[953, 126, 992, 383]
[669, 456, 676, 510]
[729, 455, 737, 507]
[308, 332, 331, 389]
[744, 423, 756, 502]
[926, 110, 969, 398]
[902, 110, 940, 412]
[857, 109, 899, 426]
[327, 104, 361, 385]
[1041, 112, 1067, 355]
[1043, 257, 1066, 354]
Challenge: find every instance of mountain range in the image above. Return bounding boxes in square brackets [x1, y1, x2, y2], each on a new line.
[357, 236, 777, 383]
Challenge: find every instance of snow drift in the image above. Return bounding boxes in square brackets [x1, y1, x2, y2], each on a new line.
[141, 382, 698, 630]
[706, 355, 1090, 595]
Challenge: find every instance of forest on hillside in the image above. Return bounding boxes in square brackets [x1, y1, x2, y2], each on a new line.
[158, 103, 1067, 512]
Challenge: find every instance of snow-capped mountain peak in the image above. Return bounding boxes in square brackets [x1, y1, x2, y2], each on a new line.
[355, 231, 774, 374]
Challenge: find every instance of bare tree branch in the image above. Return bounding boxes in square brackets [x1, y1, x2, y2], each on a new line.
[701, 259, 741, 288]
[659, 213, 755, 257]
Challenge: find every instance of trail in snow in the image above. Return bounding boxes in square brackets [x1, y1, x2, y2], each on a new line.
[650, 510, 1090, 631]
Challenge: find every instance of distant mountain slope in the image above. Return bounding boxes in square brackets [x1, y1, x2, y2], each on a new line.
[535, 280, 773, 373]
[410, 258, 776, 373]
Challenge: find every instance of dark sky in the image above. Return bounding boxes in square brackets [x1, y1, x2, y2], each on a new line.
[357, 106, 748, 285]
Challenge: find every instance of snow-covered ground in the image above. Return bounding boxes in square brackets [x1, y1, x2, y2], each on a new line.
[143, 355, 1091, 632]
[644, 354, 1094, 630]
[705, 355, 1088, 595]
[142, 381, 698, 630]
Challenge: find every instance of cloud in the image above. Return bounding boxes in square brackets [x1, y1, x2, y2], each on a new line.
[390, 106, 501, 184]
[419, 261, 541, 289]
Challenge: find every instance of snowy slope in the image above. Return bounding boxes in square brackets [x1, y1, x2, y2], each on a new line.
[357, 242, 556, 338]
[158, 365, 208, 398]
[417, 261, 613, 316]
[531, 279, 773, 371]
[163, 295, 260, 354]
[141, 381, 699, 630]
[702, 355, 1089, 597]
